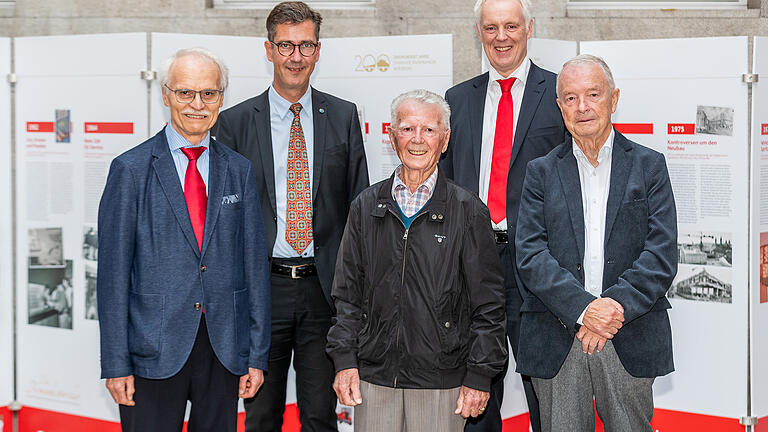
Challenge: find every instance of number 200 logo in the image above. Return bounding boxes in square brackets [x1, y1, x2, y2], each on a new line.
[355, 54, 391, 72]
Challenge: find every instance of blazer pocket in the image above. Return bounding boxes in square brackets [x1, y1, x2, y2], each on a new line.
[128, 292, 164, 359]
[233, 288, 250, 357]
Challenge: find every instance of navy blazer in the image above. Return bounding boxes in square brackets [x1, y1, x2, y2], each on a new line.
[213, 87, 369, 308]
[515, 131, 678, 379]
[441, 62, 568, 335]
[97, 128, 271, 380]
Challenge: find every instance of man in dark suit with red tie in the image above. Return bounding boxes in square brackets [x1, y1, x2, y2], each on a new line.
[440, 0, 567, 430]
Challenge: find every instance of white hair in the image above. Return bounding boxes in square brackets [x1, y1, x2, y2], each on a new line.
[474, 0, 533, 31]
[390, 89, 451, 131]
[556, 54, 616, 98]
[158, 47, 229, 92]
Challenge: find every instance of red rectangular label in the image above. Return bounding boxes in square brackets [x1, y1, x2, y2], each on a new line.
[762, 123, 768, 135]
[667, 123, 695, 135]
[26, 122, 54, 133]
[84, 122, 134, 134]
[382, 122, 391, 134]
[365, 122, 369, 134]
[613, 123, 653, 134]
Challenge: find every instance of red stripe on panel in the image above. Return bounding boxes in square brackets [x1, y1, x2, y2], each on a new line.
[0, 406, 12, 432]
[26, 122, 54, 132]
[18, 406, 121, 432]
[501, 412, 530, 431]
[84, 122, 134, 134]
[613, 123, 654, 134]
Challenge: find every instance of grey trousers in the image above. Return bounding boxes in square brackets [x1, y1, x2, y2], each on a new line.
[354, 380, 466, 432]
[532, 339, 655, 432]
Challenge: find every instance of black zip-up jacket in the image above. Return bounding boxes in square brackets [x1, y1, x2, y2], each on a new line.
[326, 171, 507, 392]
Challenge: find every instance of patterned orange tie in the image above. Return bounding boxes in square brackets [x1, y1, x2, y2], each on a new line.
[286, 103, 312, 254]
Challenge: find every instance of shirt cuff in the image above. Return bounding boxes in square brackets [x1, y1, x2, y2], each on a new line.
[576, 307, 588, 326]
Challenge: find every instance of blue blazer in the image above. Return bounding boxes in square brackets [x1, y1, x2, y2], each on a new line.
[97, 128, 270, 380]
[515, 131, 677, 379]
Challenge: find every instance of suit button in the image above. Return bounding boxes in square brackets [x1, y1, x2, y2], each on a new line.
[444, 322, 451, 328]
[200, 265, 207, 272]
[576, 263, 582, 271]
[362, 313, 368, 319]
[194, 302, 201, 311]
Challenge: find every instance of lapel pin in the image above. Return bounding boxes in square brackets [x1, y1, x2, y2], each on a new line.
[319, 108, 325, 114]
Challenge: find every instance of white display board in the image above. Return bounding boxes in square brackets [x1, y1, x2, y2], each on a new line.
[751, 36, 768, 428]
[14, 33, 148, 422]
[0, 37, 13, 413]
[582, 37, 750, 422]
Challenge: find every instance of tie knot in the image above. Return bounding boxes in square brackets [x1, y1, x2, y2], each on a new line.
[181, 146, 207, 161]
[498, 77, 516, 93]
[290, 103, 303, 116]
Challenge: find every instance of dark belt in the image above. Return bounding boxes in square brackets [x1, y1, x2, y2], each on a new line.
[494, 230, 509, 244]
[271, 262, 317, 279]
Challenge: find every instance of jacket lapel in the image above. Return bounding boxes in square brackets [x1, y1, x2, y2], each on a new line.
[201, 139, 228, 256]
[312, 87, 327, 203]
[556, 142, 585, 263]
[510, 62, 546, 169]
[151, 129, 200, 256]
[253, 91, 277, 215]
[604, 131, 632, 246]
[470, 73, 488, 178]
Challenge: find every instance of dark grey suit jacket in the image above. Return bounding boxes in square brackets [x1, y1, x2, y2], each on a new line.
[213, 87, 369, 307]
[515, 131, 677, 379]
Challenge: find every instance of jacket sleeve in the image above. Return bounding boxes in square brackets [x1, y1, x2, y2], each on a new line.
[601, 153, 677, 323]
[212, 110, 237, 151]
[97, 158, 138, 379]
[346, 104, 369, 202]
[243, 163, 271, 371]
[461, 202, 508, 392]
[326, 198, 364, 372]
[439, 87, 456, 180]
[515, 160, 597, 330]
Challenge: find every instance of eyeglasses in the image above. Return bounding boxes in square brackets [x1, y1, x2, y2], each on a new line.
[394, 125, 444, 139]
[164, 85, 223, 104]
[270, 40, 319, 57]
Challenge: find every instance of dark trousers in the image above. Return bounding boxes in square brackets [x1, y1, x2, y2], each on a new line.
[244, 259, 337, 432]
[119, 317, 239, 432]
[465, 242, 541, 432]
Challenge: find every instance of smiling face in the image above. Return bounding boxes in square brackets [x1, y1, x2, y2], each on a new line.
[556, 63, 619, 145]
[389, 101, 450, 185]
[265, 20, 320, 102]
[477, 0, 532, 77]
[162, 55, 223, 145]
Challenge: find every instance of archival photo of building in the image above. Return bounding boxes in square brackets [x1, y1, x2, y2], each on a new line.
[696, 105, 734, 136]
[671, 265, 732, 304]
[677, 230, 732, 267]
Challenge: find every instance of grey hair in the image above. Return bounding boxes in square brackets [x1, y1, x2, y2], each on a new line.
[474, 0, 533, 31]
[556, 54, 615, 98]
[390, 89, 451, 131]
[267, 1, 323, 42]
[158, 47, 229, 93]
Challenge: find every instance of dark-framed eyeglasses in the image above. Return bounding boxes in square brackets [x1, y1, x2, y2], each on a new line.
[164, 84, 223, 104]
[270, 40, 319, 57]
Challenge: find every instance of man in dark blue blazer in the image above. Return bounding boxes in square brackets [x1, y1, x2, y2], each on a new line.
[441, 0, 567, 430]
[98, 48, 270, 432]
[515, 55, 677, 432]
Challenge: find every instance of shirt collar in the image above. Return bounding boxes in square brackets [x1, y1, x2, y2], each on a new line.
[165, 122, 210, 151]
[268, 85, 313, 121]
[392, 165, 439, 195]
[572, 128, 615, 165]
[488, 57, 530, 89]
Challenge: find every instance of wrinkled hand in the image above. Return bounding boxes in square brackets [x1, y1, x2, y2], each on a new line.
[106, 375, 135, 406]
[454, 386, 490, 418]
[582, 297, 624, 339]
[334, 368, 363, 406]
[576, 325, 607, 354]
[239, 368, 264, 398]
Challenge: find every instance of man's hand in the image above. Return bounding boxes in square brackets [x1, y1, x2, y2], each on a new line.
[576, 325, 607, 354]
[454, 385, 490, 418]
[582, 297, 624, 339]
[239, 368, 264, 398]
[333, 368, 363, 406]
[106, 375, 135, 406]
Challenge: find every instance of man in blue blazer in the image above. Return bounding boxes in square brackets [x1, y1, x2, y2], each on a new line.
[97, 48, 270, 432]
[515, 55, 677, 431]
[441, 0, 567, 430]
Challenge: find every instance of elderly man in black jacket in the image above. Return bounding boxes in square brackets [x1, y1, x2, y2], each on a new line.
[327, 89, 507, 432]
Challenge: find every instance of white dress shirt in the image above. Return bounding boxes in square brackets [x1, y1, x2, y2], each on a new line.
[269, 85, 315, 258]
[575, 129, 614, 324]
[479, 58, 531, 231]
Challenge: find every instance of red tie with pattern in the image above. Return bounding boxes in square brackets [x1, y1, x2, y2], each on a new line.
[181, 146, 207, 251]
[286, 103, 313, 254]
[488, 77, 516, 224]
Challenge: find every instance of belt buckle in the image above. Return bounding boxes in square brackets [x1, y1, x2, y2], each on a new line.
[291, 265, 300, 279]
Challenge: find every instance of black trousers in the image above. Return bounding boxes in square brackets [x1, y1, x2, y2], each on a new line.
[465, 243, 541, 432]
[244, 259, 337, 432]
[119, 317, 239, 432]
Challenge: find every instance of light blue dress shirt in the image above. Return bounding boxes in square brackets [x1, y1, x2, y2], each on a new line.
[269, 85, 315, 258]
[165, 123, 210, 194]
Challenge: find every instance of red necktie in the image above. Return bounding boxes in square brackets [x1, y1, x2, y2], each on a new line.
[181, 146, 207, 251]
[286, 103, 313, 254]
[488, 78, 516, 224]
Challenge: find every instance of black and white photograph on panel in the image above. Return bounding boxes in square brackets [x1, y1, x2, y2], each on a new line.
[85, 260, 98, 320]
[677, 230, 732, 267]
[28, 227, 64, 267]
[696, 105, 734, 136]
[82, 226, 97, 261]
[669, 264, 732, 304]
[28, 260, 74, 328]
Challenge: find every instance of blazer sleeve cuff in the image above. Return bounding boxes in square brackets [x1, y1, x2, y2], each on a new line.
[249, 356, 269, 372]
[462, 368, 492, 393]
[329, 350, 359, 373]
[101, 366, 134, 379]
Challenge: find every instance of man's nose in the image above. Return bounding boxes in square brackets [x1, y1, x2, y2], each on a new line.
[189, 93, 206, 110]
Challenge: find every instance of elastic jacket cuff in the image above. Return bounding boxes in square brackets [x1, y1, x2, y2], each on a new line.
[462, 368, 492, 392]
[330, 350, 359, 373]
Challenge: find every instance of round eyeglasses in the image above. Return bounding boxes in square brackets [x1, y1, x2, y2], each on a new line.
[271, 40, 319, 57]
[164, 85, 223, 104]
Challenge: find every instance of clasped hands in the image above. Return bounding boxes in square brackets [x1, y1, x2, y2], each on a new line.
[333, 368, 490, 418]
[576, 297, 624, 355]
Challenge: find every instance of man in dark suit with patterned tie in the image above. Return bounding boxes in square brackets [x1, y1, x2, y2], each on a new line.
[440, 0, 568, 430]
[213, 2, 369, 431]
